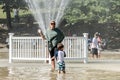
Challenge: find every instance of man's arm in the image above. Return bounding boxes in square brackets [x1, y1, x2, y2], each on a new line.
[38, 29, 46, 40]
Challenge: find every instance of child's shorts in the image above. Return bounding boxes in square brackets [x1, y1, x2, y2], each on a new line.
[57, 61, 65, 71]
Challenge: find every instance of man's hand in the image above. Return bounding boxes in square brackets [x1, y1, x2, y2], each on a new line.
[38, 29, 45, 40]
[38, 29, 42, 33]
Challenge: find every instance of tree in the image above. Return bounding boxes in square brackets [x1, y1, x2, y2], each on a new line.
[62, 0, 120, 48]
[3, 0, 12, 29]
[1, 0, 28, 29]
[63, 0, 120, 26]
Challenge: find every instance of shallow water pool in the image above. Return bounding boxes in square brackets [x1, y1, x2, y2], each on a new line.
[0, 65, 120, 80]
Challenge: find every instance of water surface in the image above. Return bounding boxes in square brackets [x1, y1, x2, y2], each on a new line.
[0, 66, 120, 80]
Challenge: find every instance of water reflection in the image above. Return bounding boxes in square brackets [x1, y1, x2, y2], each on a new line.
[7, 66, 65, 80]
[49, 72, 57, 80]
[7, 66, 51, 80]
[0, 66, 120, 80]
[49, 72, 66, 80]
[57, 74, 66, 80]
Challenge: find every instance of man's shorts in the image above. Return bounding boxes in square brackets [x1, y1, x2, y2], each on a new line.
[49, 47, 56, 58]
[91, 48, 98, 55]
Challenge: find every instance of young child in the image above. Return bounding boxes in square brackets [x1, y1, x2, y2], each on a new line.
[53, 43, 66, 73]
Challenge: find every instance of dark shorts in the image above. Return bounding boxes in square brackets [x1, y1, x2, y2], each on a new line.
[49, 47, 57, 58]
[92, 48, 98, 55]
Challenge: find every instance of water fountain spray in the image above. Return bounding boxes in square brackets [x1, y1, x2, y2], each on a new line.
[25, 0, 70, 34]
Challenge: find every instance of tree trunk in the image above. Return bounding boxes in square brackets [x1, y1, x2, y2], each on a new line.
[5, 0, 12, 30]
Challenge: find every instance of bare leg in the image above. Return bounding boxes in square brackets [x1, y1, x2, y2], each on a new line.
[98, 51, 101, 58]
[98, 53, 100, 58]
[58, 70, 61, 73]
[51, 59, 55, 71]
[96, 54, 98, 59]
[92, 54, 94, 59]
[62, 70, 66, 74]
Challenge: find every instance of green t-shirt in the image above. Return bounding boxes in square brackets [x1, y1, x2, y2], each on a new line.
[45, 28, 65, 49]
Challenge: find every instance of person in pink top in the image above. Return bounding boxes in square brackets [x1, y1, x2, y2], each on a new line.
[97, 33, 103, 58]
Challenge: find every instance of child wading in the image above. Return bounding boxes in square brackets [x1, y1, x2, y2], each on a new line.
[53, 43, 66, 74]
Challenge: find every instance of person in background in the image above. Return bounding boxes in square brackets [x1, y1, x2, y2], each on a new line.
[13, 8, 19, 23]
[38, 21, 65, 71]
[91, 33, 99, 59]
[97, 33, 103, 58]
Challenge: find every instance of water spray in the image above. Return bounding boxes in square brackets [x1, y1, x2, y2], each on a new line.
[25, 0, 70, 34]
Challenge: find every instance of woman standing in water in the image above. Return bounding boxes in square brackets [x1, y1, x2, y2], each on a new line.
[38, 21, 65, 71]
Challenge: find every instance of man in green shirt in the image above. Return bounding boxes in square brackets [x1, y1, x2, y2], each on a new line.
[38, 21, 65, 71]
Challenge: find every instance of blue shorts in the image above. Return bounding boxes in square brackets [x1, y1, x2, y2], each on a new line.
[57, 61, 65, 71]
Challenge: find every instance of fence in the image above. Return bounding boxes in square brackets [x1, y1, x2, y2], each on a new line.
[9, 33, 88, 63]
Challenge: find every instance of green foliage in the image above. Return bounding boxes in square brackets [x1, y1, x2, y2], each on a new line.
[0, 4, 31, 19]
[64, 0, 120, 25]
[1, 0, 28, 13]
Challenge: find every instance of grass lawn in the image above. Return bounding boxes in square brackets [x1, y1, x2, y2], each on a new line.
[0, 5, 6, 19]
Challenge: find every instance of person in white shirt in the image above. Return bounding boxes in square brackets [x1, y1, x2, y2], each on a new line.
[91, 33, 99, 59]
[52, 43, 66, 73]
